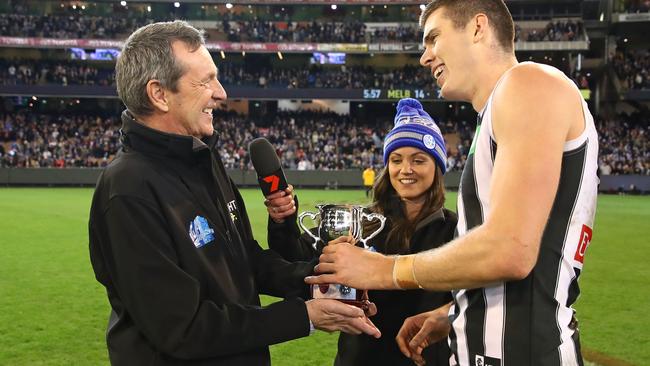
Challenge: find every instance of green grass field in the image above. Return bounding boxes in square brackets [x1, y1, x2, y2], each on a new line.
[0, 188, 647, 365]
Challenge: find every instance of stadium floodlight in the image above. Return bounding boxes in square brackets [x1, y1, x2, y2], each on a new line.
[147, 5, 151, 12]
[174, 2, 180, 8]
[81, 5, 85, 10]
[120, 1, 127, 7]
[226, 3, 233, 9]
[72, 5, 77, 9]
[220, 50, 226, 59]
[277, 51, 283, 60]
[331, 4, 337, 10]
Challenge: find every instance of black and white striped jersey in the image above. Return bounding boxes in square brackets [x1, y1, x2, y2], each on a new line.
[450, 73, 599, 366]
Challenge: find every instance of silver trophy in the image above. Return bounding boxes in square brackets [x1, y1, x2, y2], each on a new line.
[298, 204, 386, 306]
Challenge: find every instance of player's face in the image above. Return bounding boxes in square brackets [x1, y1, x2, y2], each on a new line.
[420, 8, 476, 102]
[388, 147, 436, 202]
[168, 42, 227, 138]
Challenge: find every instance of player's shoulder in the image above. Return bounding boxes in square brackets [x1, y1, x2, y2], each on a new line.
[493, 62, 579, 113]
[498, 61, 576, 97]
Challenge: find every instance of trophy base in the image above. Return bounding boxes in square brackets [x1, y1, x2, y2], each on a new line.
[311, 284, 370, 312]
[338, 299, 371, 312]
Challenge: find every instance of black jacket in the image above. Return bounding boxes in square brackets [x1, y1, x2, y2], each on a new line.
[89, 111, 314, 365]
[268, 201, 457, 366]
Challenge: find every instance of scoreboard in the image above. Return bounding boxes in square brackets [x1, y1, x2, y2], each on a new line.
[363, 88, 437, 100]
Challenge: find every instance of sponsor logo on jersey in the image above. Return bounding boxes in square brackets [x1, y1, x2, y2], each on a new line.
[574, 224, 593, 264]
[189, 215, 215, 248]
[473, 354, 501, 366]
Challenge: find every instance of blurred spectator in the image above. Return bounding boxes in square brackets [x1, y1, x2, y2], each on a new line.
[0, 60, 114, 86]
[620, 0, 650, 13]
[0, 112, 121, 168]
[0, 13, 151, 39]
[514, 20, 584, 42]
[597, 112, 649, 175]
[611, 48, 650, 90]
[0, 11, 410, 44]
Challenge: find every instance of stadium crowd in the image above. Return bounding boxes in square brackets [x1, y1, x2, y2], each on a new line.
[611, 48, 650, 90]
[597, 113, 649, 176]
[1, 10, 584, 45]
[0, 112, 121, 168]
[1, 109, 647, 176]
[218, 64, 435, 90]
[222, 20, 423, 43]
[0, 110, 471, 171]
[0, 12, 146, 39]
[0, 60, 435, 91]
[2, 58, 580, 92]
[514, 20, 585, 42]
[0, 60, 114, 86]
[0, 11, 420, 43]
[620, 0, 650, 13]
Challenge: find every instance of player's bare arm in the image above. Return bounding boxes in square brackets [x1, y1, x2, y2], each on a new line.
[308, 62, 584, 291]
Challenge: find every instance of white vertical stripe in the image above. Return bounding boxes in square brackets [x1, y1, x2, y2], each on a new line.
[483, 284, 505, 361]
[475, 102, 494, 217]
[456, 191, 467, 236]
[453, 289, 470, 366]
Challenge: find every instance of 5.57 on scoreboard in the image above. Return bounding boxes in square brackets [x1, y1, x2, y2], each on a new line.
[363, 89, 429, 100]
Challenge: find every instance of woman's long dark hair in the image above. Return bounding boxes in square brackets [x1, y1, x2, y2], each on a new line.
[367, 163, 446, 254]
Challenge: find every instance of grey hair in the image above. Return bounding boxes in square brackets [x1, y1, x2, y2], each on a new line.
[115, 20, 205, 117]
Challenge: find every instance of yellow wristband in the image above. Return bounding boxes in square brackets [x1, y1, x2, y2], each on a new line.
[392, 255, 423, 289]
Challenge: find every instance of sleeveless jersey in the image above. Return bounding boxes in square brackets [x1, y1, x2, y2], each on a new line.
[450, 69, 599, 366]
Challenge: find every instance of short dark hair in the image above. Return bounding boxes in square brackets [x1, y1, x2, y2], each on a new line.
[419, 0, 515, 53]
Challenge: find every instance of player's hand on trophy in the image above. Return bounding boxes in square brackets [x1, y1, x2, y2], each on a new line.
[306, 299, 381, 338]
[396, 302, 453, 365]
[264, 184, 295, 223]
[306, 236, 395, 290]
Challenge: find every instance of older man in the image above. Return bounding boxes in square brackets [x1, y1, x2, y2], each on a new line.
[89, 21, 379, 366]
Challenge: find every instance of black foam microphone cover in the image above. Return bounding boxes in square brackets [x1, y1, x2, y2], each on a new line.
[249, 137, 288, 196]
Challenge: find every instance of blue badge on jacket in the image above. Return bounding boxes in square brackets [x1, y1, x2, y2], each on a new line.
[189, 216, 215, 248]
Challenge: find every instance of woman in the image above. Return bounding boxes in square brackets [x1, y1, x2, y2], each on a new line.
[266, 98, 456, 365]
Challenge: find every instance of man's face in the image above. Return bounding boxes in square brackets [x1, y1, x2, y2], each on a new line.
[168, 42, 227, 138]
[420, 8, 475, 101]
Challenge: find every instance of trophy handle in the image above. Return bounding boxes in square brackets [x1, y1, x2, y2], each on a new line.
[359, 212, 386, 250]
[298, 211, 321, 250]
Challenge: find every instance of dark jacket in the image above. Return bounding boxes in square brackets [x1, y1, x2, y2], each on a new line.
[89, 111, 314, 366]
[268, 200, 457, 366]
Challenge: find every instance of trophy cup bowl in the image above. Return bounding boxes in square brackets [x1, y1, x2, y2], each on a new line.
[298, 204, 386, 309]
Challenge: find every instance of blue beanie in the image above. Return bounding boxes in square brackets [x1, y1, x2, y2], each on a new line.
[383, 98, 447, 174]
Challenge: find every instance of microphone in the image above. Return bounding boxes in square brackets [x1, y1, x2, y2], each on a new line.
[248, 137, 288, 196]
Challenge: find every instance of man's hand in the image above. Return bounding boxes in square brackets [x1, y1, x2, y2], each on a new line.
[305, 237, 395, 290]
[264, 184, 295, 223]
[306, 299, 381, 338]
[396, 302, 452, 365]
